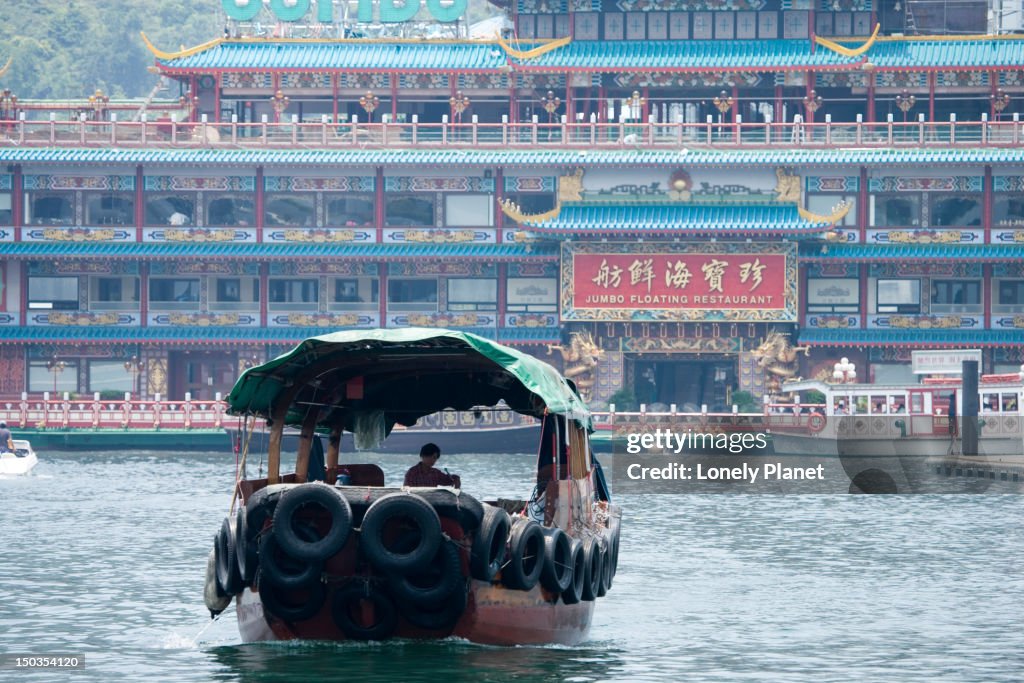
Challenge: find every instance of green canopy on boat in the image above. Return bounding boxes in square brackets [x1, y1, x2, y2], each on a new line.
[225, 328, 591, 437]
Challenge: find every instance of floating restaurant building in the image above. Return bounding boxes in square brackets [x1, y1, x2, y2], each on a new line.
[1, 0, 1023, 408]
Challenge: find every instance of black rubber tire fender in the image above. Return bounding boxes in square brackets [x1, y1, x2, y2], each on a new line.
[389, 539, 463, 609]
[399, 578, 468, 631]
[234, 505, 254, 586]
[597, 537, 610, 597]
[539, 527, 574, 594]
[331, 583, 398, 641]
[244, 487, 281, 543]
[561, 538, 585, 605]
[258, 575, 326, 623]
[470, 505, 511, 582]
[580, 536, 603, 602]
[215, 516, 243, 596]
[412, 489, 484, 533]
[359, 493, 442, 574]
[502, 518, 545, 591]
[607, 515, 621, 582]
[259, 532, 323, 590]
[272, 483, 353, 562]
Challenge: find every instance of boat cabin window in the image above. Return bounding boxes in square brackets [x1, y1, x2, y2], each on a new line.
[28, 359, 79, 394]
[387, 278, 438, 311]
[853, 396, 869, 414]
[910, 393, 925, 414]
[268, 278, 318, 309]
[870, 395, 888, 414]
[28, 276, 79, 311]
[537, 414, 569, 482]
[330, 277, 378, 310]
[264, 194, 314, 227]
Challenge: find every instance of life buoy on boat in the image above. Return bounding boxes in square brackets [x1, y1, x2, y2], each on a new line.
[399, 578, 468, 631]
[389, 538, 463, 608]
[331, 583, 398, 640]
[259, 533, 323, 589]
[580, 536, 604, 602]
[360, 493, 442, 574]
[807, 412, 827, 434]
[215, 517, 243, 596]
[272, 483, 353, 562]
[471, 505, 511, 582]
[203, 549, 231, 617]
[540, 527, 573, 594]
[561, 538, 585, 605]
[502, 518, 545, 591]
[258, 576, 326, 623]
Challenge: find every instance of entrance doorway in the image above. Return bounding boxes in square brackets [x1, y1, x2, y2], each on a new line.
[633, 359, 736, 411]
[168, 350, 237, 401]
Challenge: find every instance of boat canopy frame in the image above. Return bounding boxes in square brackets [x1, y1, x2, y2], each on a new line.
[226, 328, 593, 438]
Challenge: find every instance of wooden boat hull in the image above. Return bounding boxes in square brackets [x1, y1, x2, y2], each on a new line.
[236, 581, 594, 646]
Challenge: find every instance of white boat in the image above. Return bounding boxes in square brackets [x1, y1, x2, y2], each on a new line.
[767, 376, 1024, 492]
[0, 440, 39, 475]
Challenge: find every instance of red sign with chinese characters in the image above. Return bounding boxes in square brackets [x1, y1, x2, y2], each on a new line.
[573, 253, 787, 309]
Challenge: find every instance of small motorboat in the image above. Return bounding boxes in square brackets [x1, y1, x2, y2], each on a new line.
[204, 328, 620, 646]
[0, 440, 39, 475]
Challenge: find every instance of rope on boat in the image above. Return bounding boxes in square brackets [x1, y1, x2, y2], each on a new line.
[229, 414, 254, 514]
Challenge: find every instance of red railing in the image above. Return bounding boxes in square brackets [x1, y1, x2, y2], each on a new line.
[1, 117, 1022, 150]
[0, 398, 228, 431]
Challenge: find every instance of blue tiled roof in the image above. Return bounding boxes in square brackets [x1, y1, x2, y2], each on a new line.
[799, 328, 1024, 348]
[153, 37, 1024, 72]
[528, 202, 830, 235]
[0, 242, 558, 260]
[0, 325, 558, 346]
[6, 147, 1024, 167]
[865, 38, 1024, 69]
[802, 244, 1024, 261]
[516, 40, 854, 70]
[160, 40, 508, 71]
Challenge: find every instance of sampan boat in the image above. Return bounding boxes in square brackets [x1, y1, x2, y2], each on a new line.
[204, 328, 620, 646]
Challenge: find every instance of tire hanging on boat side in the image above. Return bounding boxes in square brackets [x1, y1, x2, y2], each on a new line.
[389, 538, 464, 608]
[539, 527, 574, 594]
[359, 493, 442, 574]
[259, 532, 323, 589]
[271, 483, 353, 562]
[258, 573, 326, 623]
[580, 536, 603, 602]
[561, 538, 585, 605]
[215, 517, 243, 596]
[502, 518, 545, 591]
[399, 578, 469, 631]
[471, 504, 511, 582]
[331, 583, 398, 640]
[597, 537, 610, 597]
[234, 505, 254, 586]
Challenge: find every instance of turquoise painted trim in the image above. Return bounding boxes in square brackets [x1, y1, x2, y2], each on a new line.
[799, 328, 1024, 347]
[6, 148, 1024, 167]
[529, 202, 830, 234]
[0, 242, 558, 259]
[801, 244, 1024, 261]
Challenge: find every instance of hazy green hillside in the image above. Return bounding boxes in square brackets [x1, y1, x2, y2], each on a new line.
[0, 0, 498, 99]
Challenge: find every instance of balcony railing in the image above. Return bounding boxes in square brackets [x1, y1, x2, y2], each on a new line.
[2, 115, 1023, 151]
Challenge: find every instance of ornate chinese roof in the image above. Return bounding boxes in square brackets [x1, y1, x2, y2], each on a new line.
[524, 202, 832, 236]
[148, 36, 1024, 73]
[800, 244, 1024, 261]
[6, 147, 1024, 167]
[156, 39, 508, 72]
[0, 242, 557, 261]
[800, 328, 1023, 348]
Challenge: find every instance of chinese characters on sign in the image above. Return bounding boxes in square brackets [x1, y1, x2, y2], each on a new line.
[579, 253, 786, 309]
